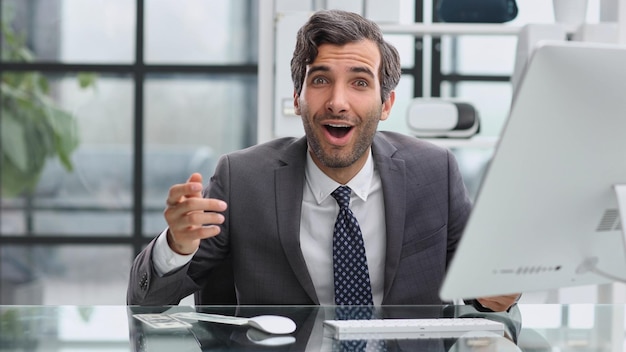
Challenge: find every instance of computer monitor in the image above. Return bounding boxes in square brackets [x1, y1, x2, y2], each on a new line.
[439, 41, 626, 301]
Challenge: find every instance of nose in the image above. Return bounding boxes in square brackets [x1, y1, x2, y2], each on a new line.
[326, 85, 349, 115]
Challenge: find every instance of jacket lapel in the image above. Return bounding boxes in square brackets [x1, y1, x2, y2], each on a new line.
[274, 137, 320, 304]
[371, 134, 407, 303]
[273, 134, 408, 304]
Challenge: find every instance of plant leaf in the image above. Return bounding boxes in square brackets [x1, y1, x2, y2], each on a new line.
[77, 72, 97, 89]
[0, 108, 29, 172]
[1, 154, 40, 197]
[47, 107, 79, 171]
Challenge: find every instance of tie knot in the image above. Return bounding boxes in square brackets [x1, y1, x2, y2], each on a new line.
[331, 186, 352, 209]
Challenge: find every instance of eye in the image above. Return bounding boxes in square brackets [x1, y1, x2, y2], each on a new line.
[354, 80, 369, 87]
[311, 76, 328, 85]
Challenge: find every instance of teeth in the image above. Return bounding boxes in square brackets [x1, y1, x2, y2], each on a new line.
[327, 124, 350, 128]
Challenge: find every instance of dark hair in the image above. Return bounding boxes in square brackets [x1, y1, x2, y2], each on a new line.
[290, 9, 401, 103]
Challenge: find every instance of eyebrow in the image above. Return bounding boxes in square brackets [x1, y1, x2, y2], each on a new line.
[307, 65, 376, 79]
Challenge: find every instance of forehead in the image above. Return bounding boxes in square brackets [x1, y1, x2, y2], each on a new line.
[308, 40, 381, 74]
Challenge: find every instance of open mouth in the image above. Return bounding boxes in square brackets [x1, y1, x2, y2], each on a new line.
[325, 124, 353, 139]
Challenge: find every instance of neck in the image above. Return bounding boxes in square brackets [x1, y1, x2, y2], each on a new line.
[310, 149, 370, 185]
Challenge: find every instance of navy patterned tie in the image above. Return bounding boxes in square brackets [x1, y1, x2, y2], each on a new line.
[331, 186, 373, 306]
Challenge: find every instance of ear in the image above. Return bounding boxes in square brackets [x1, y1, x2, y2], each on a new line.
[293, 90, 301, 116]
[380, 90, 395, 121]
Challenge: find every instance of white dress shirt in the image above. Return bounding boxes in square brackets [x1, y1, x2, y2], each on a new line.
[152, 148, 387, 305]
[300, 149, 386, 305]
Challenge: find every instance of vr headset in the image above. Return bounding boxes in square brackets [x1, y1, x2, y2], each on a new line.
[406, 99, 480, 139]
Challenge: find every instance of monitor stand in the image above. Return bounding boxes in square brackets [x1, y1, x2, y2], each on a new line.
[615, 184, 626, 261]
[595, 184, 626, 303]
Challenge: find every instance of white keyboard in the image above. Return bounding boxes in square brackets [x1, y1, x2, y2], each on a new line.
[323, 317, 505, 340]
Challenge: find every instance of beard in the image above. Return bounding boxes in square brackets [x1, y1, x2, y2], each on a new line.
[301, 107, 382, 169]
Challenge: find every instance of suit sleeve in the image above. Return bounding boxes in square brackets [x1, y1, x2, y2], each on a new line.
[445, 149, 473, 268]
[126, 238, 201, 305]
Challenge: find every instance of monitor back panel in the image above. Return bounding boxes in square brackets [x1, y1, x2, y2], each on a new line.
[440, 41, 626, 300]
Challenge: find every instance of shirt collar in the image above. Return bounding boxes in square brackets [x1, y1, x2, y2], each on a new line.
[305, 148, 374, 205]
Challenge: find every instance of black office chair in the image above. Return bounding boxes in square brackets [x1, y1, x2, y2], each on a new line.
[436, 0, 518, 23]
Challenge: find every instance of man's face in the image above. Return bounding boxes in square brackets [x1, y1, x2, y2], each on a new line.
[294, 40, 395, 181]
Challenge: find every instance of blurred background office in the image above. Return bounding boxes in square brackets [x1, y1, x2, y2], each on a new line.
[0, 0, 623, 309]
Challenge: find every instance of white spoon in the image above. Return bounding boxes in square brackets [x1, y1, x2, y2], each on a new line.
[170, 312, 297, 335]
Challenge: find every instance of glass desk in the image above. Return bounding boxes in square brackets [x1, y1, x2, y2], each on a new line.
[0, 304, 624, 351]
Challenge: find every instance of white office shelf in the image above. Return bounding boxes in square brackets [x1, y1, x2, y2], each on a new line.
[419, 136, 498, 149]
[379, 23, 521, 36]
[379, 22, 578, 37]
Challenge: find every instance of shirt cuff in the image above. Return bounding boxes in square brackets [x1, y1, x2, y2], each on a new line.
[152, 229, 196, 277]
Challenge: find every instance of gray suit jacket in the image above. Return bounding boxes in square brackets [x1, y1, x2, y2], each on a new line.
[127, 131, 472, 306]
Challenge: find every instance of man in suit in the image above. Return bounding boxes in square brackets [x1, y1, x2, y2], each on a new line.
[127, 9, 519, 312]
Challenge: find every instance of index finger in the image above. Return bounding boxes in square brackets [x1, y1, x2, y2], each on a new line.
[185, 172, 204, 198]
[166, 180, 204, 207]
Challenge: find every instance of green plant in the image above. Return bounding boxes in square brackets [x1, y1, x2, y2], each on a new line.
[1, 16, 96, 197]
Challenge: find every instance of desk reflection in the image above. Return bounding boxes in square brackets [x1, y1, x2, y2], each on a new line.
[2, 304, 622, 351]
[126, 305, 523, 352]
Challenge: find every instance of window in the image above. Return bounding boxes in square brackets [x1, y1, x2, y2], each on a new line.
[0, 0, 257, 304]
